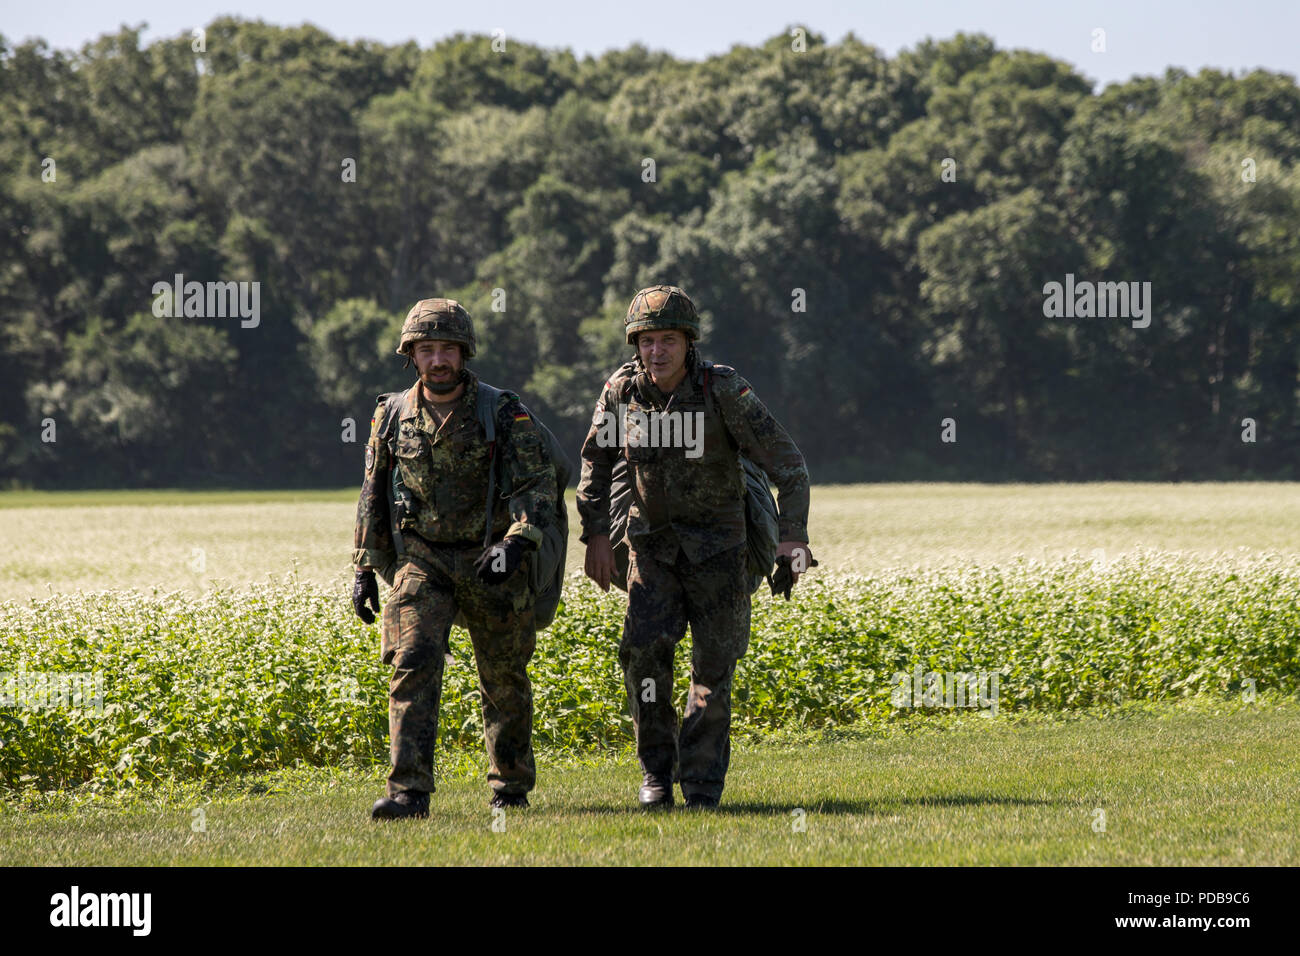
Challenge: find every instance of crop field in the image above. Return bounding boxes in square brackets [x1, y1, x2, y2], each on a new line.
[2, 483, 1298, 865]
[4, 482, 1300, 601]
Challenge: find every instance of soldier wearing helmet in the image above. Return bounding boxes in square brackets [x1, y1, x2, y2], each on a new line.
[351, 298, 557, 820]
[575, 284, 813, 809]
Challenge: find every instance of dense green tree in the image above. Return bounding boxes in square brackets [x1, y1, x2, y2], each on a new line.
[1, 20, 1297, 486]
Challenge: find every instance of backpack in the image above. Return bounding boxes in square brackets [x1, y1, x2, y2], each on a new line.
[376, 382, 572, 629]
[608, 362, 778, 594]
[475, 381, 572, 629]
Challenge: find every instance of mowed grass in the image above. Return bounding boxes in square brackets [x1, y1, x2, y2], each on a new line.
[3, 702, 1295, 865]
[2, 482, 1299, 600]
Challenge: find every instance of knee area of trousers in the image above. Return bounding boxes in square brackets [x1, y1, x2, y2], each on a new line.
[472, 625, 536, 662]
[619, 636, 676, 672]
[390, 637, 445, 672]
[689, 644, 742, 682]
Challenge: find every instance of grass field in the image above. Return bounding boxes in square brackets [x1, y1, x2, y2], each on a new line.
[2, 483, 1298, 865]
[3, 701, 1295, 865]
[3, 482, 1298, 601]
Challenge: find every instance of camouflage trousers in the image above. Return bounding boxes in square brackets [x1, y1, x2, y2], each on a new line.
[381, 539, 536, 798]
[619, 543, 751, 802]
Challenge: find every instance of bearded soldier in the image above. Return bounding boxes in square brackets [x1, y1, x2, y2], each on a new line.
[351, 298, 556, 820]
[576, 285, 813, 809]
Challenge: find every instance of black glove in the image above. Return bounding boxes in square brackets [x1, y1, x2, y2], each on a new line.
[475, 536, 525, 585]
[769, 552, 819, 601]
[352, 568, 380, 624]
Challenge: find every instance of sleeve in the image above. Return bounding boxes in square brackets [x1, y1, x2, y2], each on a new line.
[575, 376, 620, 543]
[499, 396, 555, 549]
[351, 399, 395, 569]
[713, 374, 811, 543]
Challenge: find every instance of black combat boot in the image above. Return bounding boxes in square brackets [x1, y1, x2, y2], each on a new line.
[638, 773, 674, 809]
[489, 792, 529, 809]
[683, 793, 719, 809]
[371, 790, 430, 820]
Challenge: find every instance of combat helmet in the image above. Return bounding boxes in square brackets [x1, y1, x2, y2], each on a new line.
[625, 285, 700, 344]
[397, 298, 476, 360]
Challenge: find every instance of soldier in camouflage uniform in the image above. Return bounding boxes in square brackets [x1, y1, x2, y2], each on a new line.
[576, 285, 813, 809]
[351, 298, 557, 820]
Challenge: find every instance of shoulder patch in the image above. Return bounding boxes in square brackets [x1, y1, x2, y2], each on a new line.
[711, 369, 760, 410]
[496, 392, 533, 428]
[492, 391, 518, 416]
[605, 364, 637, 397]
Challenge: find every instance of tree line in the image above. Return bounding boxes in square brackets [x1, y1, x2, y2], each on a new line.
[2, 19, 1298, 487]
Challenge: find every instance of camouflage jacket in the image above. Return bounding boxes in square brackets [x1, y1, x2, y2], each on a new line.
[576, 357, 810, 565]
[352, 371, 555, 570]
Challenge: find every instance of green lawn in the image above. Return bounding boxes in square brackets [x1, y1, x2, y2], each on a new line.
[3, 701, 1295, 865]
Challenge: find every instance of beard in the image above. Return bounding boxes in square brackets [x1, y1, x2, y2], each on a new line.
[422, 367, 466, 394]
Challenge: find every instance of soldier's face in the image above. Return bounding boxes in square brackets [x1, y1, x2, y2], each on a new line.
[413, 340, 464, 393]
[637, 330, 687, 385]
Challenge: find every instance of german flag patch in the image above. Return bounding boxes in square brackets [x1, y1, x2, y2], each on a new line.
[738, 385, 752, 397]
[513, 410, 531, 423]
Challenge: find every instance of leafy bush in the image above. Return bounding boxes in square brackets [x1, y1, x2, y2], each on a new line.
[2, 552, 1297, 791]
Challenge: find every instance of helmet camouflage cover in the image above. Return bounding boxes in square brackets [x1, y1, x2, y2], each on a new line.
[625, 285, 700, 344]
[397, 298, 476, 358]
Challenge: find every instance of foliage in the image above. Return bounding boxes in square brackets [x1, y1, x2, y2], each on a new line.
[1, 23, 1299, 485]
[3, 553, 1296, 792]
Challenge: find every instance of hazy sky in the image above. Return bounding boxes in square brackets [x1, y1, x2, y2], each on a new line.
[6, 0, 1298, 89]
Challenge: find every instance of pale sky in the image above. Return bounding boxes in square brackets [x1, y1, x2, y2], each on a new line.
[5, 0, 1298, 90]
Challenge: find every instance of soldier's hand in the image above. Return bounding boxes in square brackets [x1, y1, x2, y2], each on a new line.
[770, 543, 817, 600]
[352, 568, 380, 624]
[585, 534, 615, 592]
[475, 536, 525, 585]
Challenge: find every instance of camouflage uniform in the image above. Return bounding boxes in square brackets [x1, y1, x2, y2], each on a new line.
[576, 347, 810, 802]
[353, 369, 556, 799]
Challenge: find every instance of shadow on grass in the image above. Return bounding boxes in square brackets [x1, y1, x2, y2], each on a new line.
[565, 794, 1060, 816]
[892, 794, 1060, 808]
[720, 794, 1060, 815]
